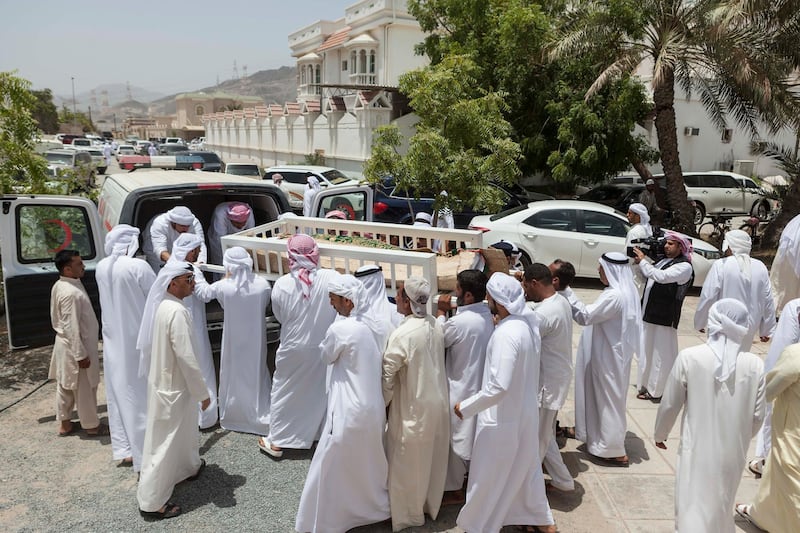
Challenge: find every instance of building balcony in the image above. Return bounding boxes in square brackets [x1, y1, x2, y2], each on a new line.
[349, 73, 377, 85]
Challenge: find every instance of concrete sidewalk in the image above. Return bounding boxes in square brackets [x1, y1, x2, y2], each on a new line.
[543, 283, 768, 533]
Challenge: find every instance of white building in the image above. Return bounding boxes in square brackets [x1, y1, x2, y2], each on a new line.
[204, 1, 797, 179]
[203, 0, 426, 174]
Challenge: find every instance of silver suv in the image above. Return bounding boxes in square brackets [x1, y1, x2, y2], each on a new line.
[652, 171, 774, 224]
[43, 149, 96, 188]
[263, 165, 362, 210]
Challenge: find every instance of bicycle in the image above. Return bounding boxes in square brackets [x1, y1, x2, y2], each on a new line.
[697, 213, 736, 248]
[739, 211, 777, 250]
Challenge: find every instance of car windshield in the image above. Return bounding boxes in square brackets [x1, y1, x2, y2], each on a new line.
[322, 169, 350, 185]
[227, 165, 260, 176]
[581, 186, 625, 202]
[489, 204, 529, 221]
[45, 153, 72, 165]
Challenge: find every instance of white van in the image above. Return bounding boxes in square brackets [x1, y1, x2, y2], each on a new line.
[1, 172, 372, 349]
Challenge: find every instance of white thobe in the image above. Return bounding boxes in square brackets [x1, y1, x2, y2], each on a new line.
[694, 256, 776, 350]
[303, 188, 318, 217]
[208, 275, 272, 435]
[755, 298, 800, 457]
[436, 302, 494, 491]
[566, 286, 632, 458]
[185, 266, 218, 429]
[382, 314, 449, 532]
[142, 213, 207, 272]
[533, 292, 574, 491]
[206, 202, 256, 265]
[268, 269, 338, 448]
[137, 295, 208, 513]
[96, 255, 155, 470]
[654, 345, 765, 532]
[457, 314, 554, 532]
[770, 213, 800, 309]
[295, 315, 390, 532]
[638, 258, 693, 397]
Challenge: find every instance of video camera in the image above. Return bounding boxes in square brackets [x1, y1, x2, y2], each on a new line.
[627, 227, 666, 261]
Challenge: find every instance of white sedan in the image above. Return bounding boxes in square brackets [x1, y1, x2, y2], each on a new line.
[468, 200, 721, 287]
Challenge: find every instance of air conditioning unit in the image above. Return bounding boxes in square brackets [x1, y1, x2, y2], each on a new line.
[733, 160, 755, 176]
[683, 127, 700, 136]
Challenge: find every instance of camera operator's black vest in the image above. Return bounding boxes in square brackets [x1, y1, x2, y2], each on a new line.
[642, 255, 694, 329]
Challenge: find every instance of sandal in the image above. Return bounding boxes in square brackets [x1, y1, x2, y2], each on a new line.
[85, 424, 109, 437]
[592, 454, 629, 467]
[555, 426, 576, 439]
[58, 423, 78, 437]
[186, 459, 206, 482]
[140, 502, 181, 520]
[636, 391, 662, 403]
[748, 458, 764, 478]
[735, 503, 755, 525]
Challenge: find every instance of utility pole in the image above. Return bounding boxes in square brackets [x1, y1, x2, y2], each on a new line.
[71, 76, 77, 131]
[113, 113, 117, 134]
[88, 106, 92, 132]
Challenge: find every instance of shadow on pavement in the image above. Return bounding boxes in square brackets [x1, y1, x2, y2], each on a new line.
[174, 463, 246, 511]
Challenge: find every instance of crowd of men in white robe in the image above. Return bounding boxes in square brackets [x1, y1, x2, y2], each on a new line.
[52, 204, 800, 530]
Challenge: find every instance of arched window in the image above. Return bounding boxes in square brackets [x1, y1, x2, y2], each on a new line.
[314, 65, 321, 84]
[195, 105, 205, 116]
[300, 67, 306, 85]
[369, 50, 376, 74]
[350, 51, 357, 74]
[358, 50, 367, 74]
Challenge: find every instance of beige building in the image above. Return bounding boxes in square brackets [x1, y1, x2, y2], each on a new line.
[175, 92, 263, 139]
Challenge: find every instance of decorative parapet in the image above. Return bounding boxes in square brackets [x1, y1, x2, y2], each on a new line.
[303, 100, 321, 114]
[285, 102, 302, 115]
[233, 110, 245, 119]
[243, 108, 256, 119]
[269, 104, 284, 117]
[255, 105, 270, 117]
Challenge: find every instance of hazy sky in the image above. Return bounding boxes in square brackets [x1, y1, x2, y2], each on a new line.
[1, 0, 352, 97]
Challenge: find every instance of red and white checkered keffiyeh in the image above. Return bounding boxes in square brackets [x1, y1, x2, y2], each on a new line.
[287, 234, 320, 299]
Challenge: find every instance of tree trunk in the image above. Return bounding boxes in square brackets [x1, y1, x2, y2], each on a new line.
[631, 157, 655, 181]
[652, 69, 695, 235]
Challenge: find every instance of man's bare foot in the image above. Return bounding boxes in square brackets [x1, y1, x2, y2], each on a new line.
[441, 489, 465, 506]
[58, 421, 76, 437]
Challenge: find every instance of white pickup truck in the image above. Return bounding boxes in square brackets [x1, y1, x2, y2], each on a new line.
[1, 178, 485, 350]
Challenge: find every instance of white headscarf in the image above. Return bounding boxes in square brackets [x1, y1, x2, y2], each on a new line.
[599, 252, 643, 359]
[223, 246, 254, 291]
[403, 277, 430, 317]
[104, 224, 140, 257]
[628, 203, 651, 235]
[355, 265, 394, 319]
[722, 229, 752, 281]
[328, 273, 365, 314]
[166, 206, 195, 226]
[413, 212, 433, 227]
[136, 261, 194, 377]
[706, 298, 750, 382]
[778, 214, 800, 277]
[487, 272, 542, 354]
[307, 175, 321, 191]
[170, 232, 203, 263]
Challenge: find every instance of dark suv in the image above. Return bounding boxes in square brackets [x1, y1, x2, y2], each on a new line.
[184, 151, 223, 172]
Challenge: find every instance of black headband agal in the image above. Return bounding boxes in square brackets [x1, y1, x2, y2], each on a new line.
[354, 265, 382, 278]
[601, 253, 628, 265]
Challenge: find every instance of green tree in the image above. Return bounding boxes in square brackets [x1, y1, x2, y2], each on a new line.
[364, 55, 521, 215]
[58, 105, 95, 133]
[751, 141, 800, 247]
[551, 0, 800, 233]
[0, 71, 49, 194]
[409, 0, 657, 187]
[30, 88, 59, 133]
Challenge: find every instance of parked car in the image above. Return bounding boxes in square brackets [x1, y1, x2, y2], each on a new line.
[371, 176, 552, 228]
[158, 143, 190, 155]
[42, 149, 95, 188]
[653, 171, 776, 223]
[263, 165, 362, 210]
[576, 183, 675, 219]
[184, 151, 223, 172]
[135, 141, 153, 155]
[115, 144, 137, 161]
[468, 200, 721, 287]
[70, 138, 92, 149]
[164, 137, 184, 145]
[75, 147, 107, 174]
[224, 161, 262, 177]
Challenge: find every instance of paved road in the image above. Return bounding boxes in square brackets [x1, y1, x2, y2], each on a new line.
[0, 283, 770, 532]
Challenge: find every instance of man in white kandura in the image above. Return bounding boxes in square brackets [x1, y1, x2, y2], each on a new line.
[632, 232, 693, 403]
[210, 246, 271, 435]
[625, 202, 653, 292]
[654, 299, 765, 532]
[258, 234, 337, 457]
[435, 269, 493, 503]
[302, 175, 321, 218]
[295, 274, 390, 532]
[455, 272, 556, 533]
[695, 229, 775, 350]
[564, 251, 643, 467]
[96, 225, 156, 469]
[142, 206, 207, 272]
[206, 202, 255, 265]
[167, 233, 218, 429]
[354, 264, 399, 349]
[770, 213, 800, 309]
[522, 263, 575, 493]
[750, 297, 800, 476]
[136, 262, 211, 521]
[382, 277, 449, 532]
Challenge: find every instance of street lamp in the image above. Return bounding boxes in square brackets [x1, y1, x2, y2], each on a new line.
[71, 76, 77, 131]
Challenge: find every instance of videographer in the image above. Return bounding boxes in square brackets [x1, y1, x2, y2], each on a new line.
[632, 232, 694, 402]
[625, 203, 653, 292]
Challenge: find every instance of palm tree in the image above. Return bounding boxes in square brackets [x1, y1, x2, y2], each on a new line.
[551, 0, 800, 233]
[751, 140, 800, 247]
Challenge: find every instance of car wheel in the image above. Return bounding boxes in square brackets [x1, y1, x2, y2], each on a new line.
[752, 202, 769, 219]
[693, 203, 706, 225]
[517, 250, 533, 270]
[330, 197, 356, 220]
